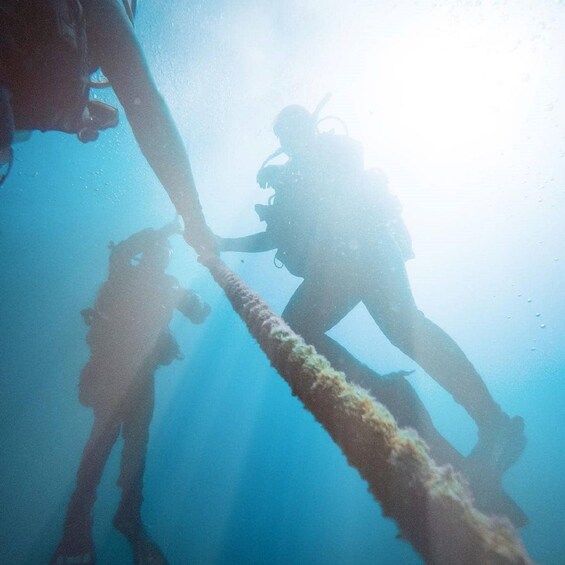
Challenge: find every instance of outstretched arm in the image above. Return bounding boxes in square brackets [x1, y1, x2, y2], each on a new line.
[84, 0, 216, 254]
[218, 231, 276, 253]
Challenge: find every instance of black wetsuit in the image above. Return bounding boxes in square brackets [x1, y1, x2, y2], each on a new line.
[262, 133, 505, 432]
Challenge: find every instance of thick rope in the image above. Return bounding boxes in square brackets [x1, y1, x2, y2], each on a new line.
[202, 255, 533, 565]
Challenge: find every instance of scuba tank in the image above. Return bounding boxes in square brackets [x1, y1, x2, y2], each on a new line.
[0, 147, 13, 188]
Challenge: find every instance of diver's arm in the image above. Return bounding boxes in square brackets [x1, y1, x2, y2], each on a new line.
[84, 0, 216, 254]
[218, 231, 276, 253]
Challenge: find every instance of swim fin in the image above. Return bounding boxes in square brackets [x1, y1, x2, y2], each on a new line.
[465, 468, 529, 528]
[114, 512, 168, 565]
[131, 534, 169, 565]
[49, 537, 95, 565]
[468, 415, 526, 476]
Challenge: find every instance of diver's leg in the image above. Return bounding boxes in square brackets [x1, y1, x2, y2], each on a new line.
[114, 371, 169, 564]
[281, 275, 360, 342]
[361, 243, 524, 471]
[114, 372, 155, 538]
[282, 274, 464, 467]
[312, 333, 464, 469]
[53, 411, 121, 561]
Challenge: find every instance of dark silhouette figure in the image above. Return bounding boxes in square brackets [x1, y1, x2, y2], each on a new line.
[51, 223, 210, 565]
[0, 0, 215, 252]
[219, 103, 526, 482]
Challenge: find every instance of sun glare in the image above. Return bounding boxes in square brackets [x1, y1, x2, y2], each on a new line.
[358, 12, 534, 173]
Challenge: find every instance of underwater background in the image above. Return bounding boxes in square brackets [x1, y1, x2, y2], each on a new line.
[1, 1, 564, 563]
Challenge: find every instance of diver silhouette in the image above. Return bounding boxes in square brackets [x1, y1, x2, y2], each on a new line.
[0, 0, 215, 253]
[218, 102, 526, 483]
[51, 221, 211, 565]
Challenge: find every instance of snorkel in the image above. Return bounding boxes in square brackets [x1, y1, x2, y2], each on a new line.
[312, 92, 332, 122]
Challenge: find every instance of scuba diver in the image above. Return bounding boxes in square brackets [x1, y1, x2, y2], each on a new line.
[0, 0, 216, 253]
[51, 221, 211, 565]
[218, 100, 527, 485]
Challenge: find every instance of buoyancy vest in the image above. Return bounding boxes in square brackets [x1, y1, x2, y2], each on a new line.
[256, 133, 414, 276]
[0, 0, 117, 139]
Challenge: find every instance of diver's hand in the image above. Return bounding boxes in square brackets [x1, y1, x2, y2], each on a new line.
[183, 219, 219, 256]
[256, 165, 283, 189]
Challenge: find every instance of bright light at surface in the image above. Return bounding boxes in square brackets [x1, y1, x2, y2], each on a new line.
[147, 0, 561, 243]
[355, 12, 534, 174]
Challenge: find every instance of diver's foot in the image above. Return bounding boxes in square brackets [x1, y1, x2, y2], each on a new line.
[113, 513, 168, 565]
[467, 415, 526, 476]
[131, 533, 169, 565]
[49, 533, 95, 565]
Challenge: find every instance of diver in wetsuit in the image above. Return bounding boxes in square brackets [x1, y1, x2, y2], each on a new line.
[0, 0, 215, 253]
[218, 103, 526, 479]
[51, 222, 211, 565]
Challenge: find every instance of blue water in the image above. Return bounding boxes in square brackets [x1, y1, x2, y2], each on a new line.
[1, 2, 564, 564]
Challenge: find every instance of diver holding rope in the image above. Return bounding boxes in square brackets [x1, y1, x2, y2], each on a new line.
[218, 98, 526, 485]
[0, 0, 216, 253]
